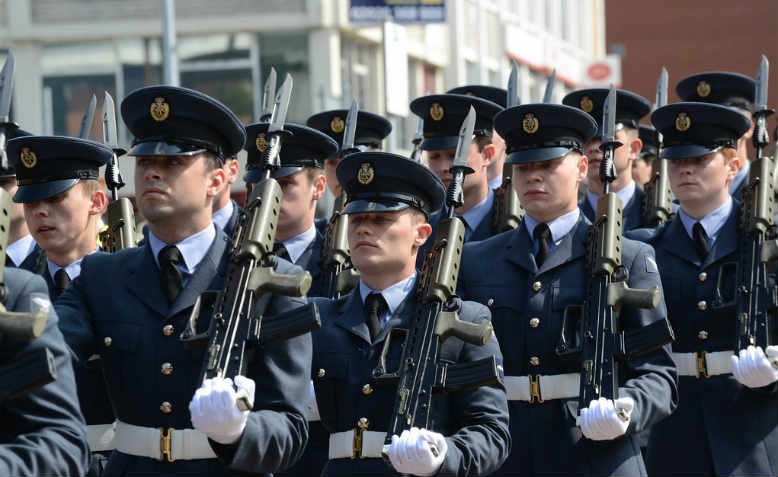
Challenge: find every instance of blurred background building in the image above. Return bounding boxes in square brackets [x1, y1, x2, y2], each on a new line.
[0, 0, 612, 197]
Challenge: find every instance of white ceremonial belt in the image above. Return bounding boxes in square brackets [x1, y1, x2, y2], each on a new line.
[87, 423, 116, 452]
[672, 350, 733, 378]
[113, 420, 217, 462]
[329, 429, 386, 460]
[504, 373, 580, 403]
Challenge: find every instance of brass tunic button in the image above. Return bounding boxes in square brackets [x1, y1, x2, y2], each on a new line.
[532, 281, 542, 292]
[103, 337, 112, 347]
[362, 384, 373, 395]
[697, 300, 707, 311]
[358, 417, 369, 429]
[160, 401, 172, 414]
[162, 325, 174, 336]
[697, 330, 709, 340]
[530, 356, 540, 366]
[317, 368, 326, 378]
[161, 362, 174, 375]
[529, 317, 540, 328]
[698, 272, 707, 282]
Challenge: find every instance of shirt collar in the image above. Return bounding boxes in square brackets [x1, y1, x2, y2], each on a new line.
[47, 248, 98, 282]
[679, 197, 733, 245]
[359, 272, 417, 316]
[586, 180, 636, 212]
[488, 175, 503, 190]
[148, 223, 217, 274]
[524, 208, 580, 246]
[212, 200, 234, 231]
[457, 189, 494, 232]
[7, 234, 36, 267]
[729, 159, 750, 195]
[280, 225, 317, 264]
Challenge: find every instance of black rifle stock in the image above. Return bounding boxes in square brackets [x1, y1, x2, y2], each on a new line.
[320, 193, 359, 298]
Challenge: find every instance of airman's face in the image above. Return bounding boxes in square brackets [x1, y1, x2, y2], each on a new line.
[513, 152, 587, 223]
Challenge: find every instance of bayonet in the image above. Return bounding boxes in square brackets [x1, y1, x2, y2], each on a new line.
[507, 61, 519, 108]
[409, 116, 424, 161]
[599, 86, 621, 191]
[102, 92, 119, 150]
[260, 67, 277, 122]
[268, 74, 292, 133]
[453, 107, 475, 171]
[0, 52, 16, 169]
[340, 99, 359, 157]
[542, 68, 556, 104]
[642, 67, 674, 227]
[753, 55, 774, 159]
[78, 94, 97, 140]
[493, 62, 525, 231]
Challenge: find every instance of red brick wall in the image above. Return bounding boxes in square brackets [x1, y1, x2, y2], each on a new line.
[606, 0, 778, 144]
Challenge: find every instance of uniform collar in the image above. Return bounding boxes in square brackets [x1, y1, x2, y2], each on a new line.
[212, 200, 234, 231]
[7, 234, 36, 267]
[524, 208, 580, 250]
[488, 175, 502, 190]
[280, 225, 317, 264]
[457, 188, 494, 234]
[729, 159, 750, 195]
[148, 222, 217, 274]
[586, 179, 636, 212]
[47, 248, 98, 282]
[359, 272, 417, 317]
[678, 197, 733, 245]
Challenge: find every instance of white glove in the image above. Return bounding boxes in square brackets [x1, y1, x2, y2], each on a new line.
[189, 376, 255, 444]
[578, 396, 634, 441]
[386, 427, 447, 477]
[731, 345, 778, 388]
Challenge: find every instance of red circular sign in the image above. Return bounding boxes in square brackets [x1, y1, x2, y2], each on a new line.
[587, 62, 612, 81]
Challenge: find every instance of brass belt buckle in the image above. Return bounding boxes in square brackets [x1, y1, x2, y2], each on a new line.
[159, 427, 175, 462]
[529, 374, 544, 403]
[352, 418, 369, 459]
[695, 351, 710, 379]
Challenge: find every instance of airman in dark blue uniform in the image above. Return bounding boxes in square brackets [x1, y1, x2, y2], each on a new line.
[563, 89, 652, 231]
[53, 85, 311, 476]
[308, 151, 510, 476]
[676, 72, 757, 201]
[458, 103, 678, 476]
[628, 102, 777, 476]
[633, 125, 658, 190]
[211, 155, 241, 239]
[0, 267, 90, 477]
[7, 134, 117, 475]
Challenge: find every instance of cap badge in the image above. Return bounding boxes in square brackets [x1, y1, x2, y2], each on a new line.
[580, 96, 594, 113]
[20, 147, 37, 168]
[675, 112, 691, 132]
[430, 102, 444, 121]
[522, 113, 539, 134]
[256, 133, 268, 152]
[150, 97, 170, 122]
[696, 81, 711, 98]
[330, 116, 345, 133]
[357, 163, 375, 185]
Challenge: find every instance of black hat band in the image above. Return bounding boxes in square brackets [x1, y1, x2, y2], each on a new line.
[348, 190, 428, 214]
[17, 169, 98, 185]
[133, 135, 226, 159]
[509, 140, 582, 154]
[664, 138, 736, 150]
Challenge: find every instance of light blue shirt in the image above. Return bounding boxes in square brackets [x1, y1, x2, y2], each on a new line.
[149, 223, 216, 285]
[457, 189, 494, 240]
[7, 234, 36, 267]
[488, 175, 502, 190]
[729, 159, 750, 195]
[524, 208, 581, 255]
[586, 179, 636, 213]
[47, 248, 99, 283]
[679, 197, 733, 247]
[359, 273, 417, 329]
[212, 200, 234, 231]
[278, 225, 317, 265]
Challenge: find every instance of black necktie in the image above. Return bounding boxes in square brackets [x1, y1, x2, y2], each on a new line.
[534, 223, 552, 268]
[54, 269, 71, 297]
[364, 292, 388, 342]
[273, 242, 290, 261]
[693, 222, 709, 261]
[159, 245, 184, 304]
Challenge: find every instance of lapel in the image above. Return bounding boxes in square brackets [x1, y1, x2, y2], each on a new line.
[469, 203, 495, 242]
[20, 244, 48, 276]
[334, 290, 371, 344]
[224, 200, 241, 238]
[168, 229, 229, 318]
[297, 229, 324, 280]
[702, 202, 740, 269]
[658, 215, 701, 267]
[505, 221, 538, 274]
[622, 187, 645, 231]
[125, 242, 170, 316]
[536, 215, 588, 275]
[580, 197, 595, 223]
[43, 264, 56, 300]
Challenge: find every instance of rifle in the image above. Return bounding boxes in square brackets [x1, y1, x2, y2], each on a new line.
[320, 99, 360, 298]
[374, 107, 501, 460]
[409, 116, 423, 162]
[181, 74, 320, 411]
[0, 187, 56, 402]
[98, 92, 137, 252]
[713, 58, 778, 353]
[559, 87, 667, 423]
[642, 67, 674, 228]
[493, 61, 525, 232]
